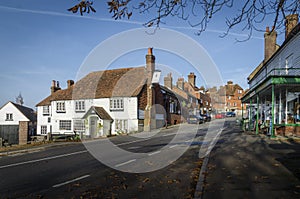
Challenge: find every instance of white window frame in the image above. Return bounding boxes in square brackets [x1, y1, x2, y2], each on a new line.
[75, 101, 85, 112]
[41, 125, 47, 134]
[115, 119, 128, 133]
[56, 102, 66, 113]
[110, 98, 124, 111]
[59, 120, 71, 130]
[73, 119, 85, 133]
[5, 113, 13, 121]
[43, 106, 50, 115]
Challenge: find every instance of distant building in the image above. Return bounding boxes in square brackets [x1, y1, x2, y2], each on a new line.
[0, 101, 36, 145]
[16, 92, 24, 106]
[223, 81, 246, 115]
[163, 72, 212, 119]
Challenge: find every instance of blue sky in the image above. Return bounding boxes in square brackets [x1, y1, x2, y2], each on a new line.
[0, 0, 286, 108]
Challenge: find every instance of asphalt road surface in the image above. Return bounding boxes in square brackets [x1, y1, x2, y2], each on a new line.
[0, 120, 226, 199]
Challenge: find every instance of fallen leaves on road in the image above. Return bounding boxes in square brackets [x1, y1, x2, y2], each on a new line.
[142, 177, 150, 183]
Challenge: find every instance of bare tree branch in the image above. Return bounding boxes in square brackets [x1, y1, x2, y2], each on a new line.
[68, 0, 300, 39]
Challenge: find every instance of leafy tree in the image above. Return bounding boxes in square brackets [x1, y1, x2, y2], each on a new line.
[68, 0, 300, 38]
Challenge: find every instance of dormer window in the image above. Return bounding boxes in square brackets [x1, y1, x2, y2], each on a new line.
[56, 102, 66, 113]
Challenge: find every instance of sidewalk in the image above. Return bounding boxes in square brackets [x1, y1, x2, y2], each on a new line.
[0, 141, 80, 156]
[201, 121, 300, 199]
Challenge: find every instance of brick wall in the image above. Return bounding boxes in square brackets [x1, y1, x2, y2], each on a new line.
[138, 84, 148, 110]
[19, 121, 29, 145]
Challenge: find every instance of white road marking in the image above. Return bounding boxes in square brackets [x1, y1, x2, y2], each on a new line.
[0, 150, 88, 169]
[169, 144, 178, 149]
[52, 174, 90, 188]
[115, 159, 136, 167]
[116, 138, 151, 146]
[162, 133, 176, 137]
[148, 151, 161, 156]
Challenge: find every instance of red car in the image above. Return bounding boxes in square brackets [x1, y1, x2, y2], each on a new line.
[215, 113, 225, 119]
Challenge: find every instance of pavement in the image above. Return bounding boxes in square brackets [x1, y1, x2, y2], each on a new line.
[201, 119, 300, 199]
[0, 141, 79, 157]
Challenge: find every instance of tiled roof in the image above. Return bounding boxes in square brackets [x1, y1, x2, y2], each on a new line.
[225, 83, 243, 96]
[37, 67, 147, 106]
[10, 102, 36, 122]
[93, 106, 113, 121]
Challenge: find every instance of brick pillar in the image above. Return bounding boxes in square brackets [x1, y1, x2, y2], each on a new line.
[19, 121, 29, 145]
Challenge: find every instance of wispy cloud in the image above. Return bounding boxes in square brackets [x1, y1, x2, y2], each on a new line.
[0, 5, 143, 25]
[0, 5, 263, 40]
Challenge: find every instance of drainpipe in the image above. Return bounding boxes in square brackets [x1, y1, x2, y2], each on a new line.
[249, 98, 252, 130]
[256, 95, 259, 135]
[279, 91, 282, 124]
[285, 89, 288, 124]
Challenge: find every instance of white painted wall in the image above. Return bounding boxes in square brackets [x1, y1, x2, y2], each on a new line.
[0, 102, 29, 125]
[37, 97, 139, 135]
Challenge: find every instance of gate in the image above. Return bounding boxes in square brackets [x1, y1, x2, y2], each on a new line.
[0, 125, 19, 145]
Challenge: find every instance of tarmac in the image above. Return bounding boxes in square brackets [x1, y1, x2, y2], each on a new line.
[199, 119, 300, 199]
[1, 121, 300, 199]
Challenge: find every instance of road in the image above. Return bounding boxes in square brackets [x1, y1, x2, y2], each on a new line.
[0, 120, 226, 198]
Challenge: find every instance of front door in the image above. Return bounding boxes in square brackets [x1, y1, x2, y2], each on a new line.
[89, 116, 98, 138]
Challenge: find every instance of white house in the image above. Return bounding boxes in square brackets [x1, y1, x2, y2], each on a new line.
[0, 101, 36, 144]
[36, 48, 163, 138]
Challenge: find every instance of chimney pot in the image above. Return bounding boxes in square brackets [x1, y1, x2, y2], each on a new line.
[148, 47, 153, 55]
[67, 80, 74, 88]
[266, 26, 269, 32]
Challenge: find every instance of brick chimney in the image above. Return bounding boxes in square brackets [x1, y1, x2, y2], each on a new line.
[177, 77, 184, 90]
[264, 26, 277, 62]
[227, 80, 233, 85]
[144, 47, 156, 131]
[285, 14, 299, 39]
[67, 80, 74, 89]
[188, 72, 196, 87]
[50, 80, 61, 94]
[146, 47, 155, 82]
[164, 73, 173, 89]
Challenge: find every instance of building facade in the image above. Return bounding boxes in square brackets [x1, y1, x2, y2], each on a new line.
[36, 48, 179, 137]
[241, 14, 300, 136]
[0, 101, 36, 144]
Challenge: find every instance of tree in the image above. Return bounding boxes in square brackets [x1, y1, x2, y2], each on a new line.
[68, 0, 300, 39]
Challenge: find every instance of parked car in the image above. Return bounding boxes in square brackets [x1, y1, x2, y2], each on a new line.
[188, 115, 204, 124]
[215, 113, 226, 119]
[226, 111, 236, 117]
[201, 114, 211, 122]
